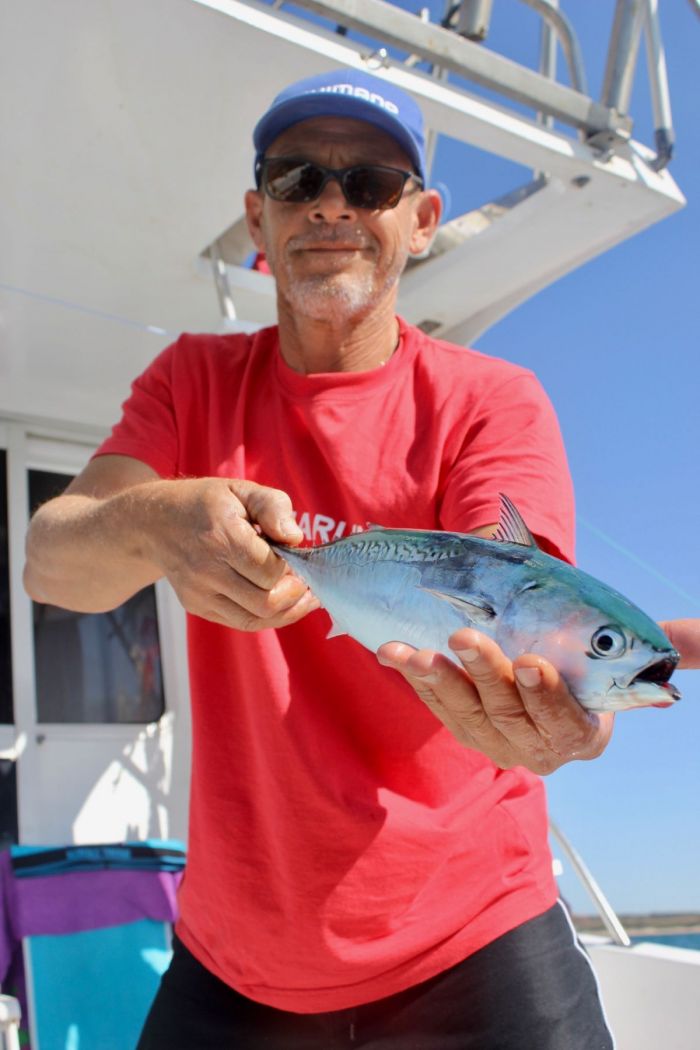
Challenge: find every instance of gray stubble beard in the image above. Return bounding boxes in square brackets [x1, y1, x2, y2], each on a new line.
[279, 253, 408, 324]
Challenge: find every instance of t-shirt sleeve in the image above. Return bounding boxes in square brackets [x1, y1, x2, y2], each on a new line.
[93, 340, 180, 478]
[439, 370, 575, 564]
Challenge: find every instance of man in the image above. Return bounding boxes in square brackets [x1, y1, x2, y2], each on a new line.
[25, 69, 616, 1048]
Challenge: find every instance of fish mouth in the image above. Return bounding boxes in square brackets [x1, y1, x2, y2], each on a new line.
[612, 649, 681, 707]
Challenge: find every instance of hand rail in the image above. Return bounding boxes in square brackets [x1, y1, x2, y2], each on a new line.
[549, 820, 631, 948]
[643, 0, 674, 169]
[602, 0, 674, 170]
[516, 0, 587, 96]
[292, 0, 631, 140]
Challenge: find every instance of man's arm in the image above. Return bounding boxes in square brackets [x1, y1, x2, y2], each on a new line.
[24, 453, 318, 630]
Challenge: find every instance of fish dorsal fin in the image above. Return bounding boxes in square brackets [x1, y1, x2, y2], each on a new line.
[492, 494, 538, 548]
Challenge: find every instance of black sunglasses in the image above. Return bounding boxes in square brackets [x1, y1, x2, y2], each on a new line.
[256, 157, 422, 211]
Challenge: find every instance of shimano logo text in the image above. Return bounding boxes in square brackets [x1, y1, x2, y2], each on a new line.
[313, 84, 399, 115]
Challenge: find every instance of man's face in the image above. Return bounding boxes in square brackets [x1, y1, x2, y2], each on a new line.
[245, 117, 440, 323]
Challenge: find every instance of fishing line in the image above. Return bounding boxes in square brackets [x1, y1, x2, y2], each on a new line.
[577, 515, 700, 613]
[0, 281, 176, 338]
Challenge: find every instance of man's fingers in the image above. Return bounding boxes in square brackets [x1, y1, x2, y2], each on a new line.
[231, 569, 311, 619]
[659, 618, 700, 669]
[205, 586, 320, 632]
[231, 479, 304, 545]
[183, 565, 312, 621]
[450, 628, 606, 756]
[448, 630, 541, 746]
[219, 480, 305, 592]
[217, 510, 289, 590]
[513, 655, 612, 760]
[379, 629, 615, 774]
[377, 642, 500, 743]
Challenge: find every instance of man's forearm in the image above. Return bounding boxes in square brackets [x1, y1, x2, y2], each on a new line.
[24, 487, 163, 612]
[24, 465, 318, 631]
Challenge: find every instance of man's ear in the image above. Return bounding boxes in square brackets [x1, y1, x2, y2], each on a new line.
[409, 188, 442, 256]
[244, 189, 266, 252]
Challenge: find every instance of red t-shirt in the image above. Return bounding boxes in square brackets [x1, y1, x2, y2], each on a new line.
[96, 318, 575, 1012]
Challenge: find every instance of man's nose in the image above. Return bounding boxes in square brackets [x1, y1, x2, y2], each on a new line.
[308, 176, 357, 223]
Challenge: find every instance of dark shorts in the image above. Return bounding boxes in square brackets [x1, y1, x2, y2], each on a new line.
[136, 901, 614, 1049]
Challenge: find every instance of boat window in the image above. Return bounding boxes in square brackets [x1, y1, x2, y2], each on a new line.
[29, 469, 165, 724]
[0, 759, 18, 849]
[0, 451, 13, 724]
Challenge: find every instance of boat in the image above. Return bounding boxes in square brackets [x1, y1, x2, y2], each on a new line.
[0, 1, 697, 1046]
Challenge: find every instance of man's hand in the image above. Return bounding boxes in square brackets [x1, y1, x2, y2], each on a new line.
[24, 454, 319, 631]
[139, 476, 319, 631]
[377, 627, 613, 775]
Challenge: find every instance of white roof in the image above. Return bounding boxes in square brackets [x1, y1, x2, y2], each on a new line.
[0, 0, 685, 429]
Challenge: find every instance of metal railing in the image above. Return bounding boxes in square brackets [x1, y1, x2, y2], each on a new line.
[291, 0, 675, 169]
[602, 0, 673, 168]
[549, 820, 631, 947]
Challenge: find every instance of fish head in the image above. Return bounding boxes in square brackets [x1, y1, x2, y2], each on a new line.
[498, 564, 681, 712]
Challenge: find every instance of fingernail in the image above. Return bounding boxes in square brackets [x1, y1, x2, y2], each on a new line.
[515, 667, 541, 688]
[273, 581, 303, 605]
[279, 518, 303, 540]
[454, 647, 479, 663]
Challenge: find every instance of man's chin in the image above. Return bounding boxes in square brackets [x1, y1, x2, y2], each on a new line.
[283, 275, 377, 320]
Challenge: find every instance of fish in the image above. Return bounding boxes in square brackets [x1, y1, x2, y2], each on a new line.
[271, 495, 680, 712]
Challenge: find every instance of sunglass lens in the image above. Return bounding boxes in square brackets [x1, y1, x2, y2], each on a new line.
[262, 160, 410, 209]
[344, 167, 406, 209]
[264, 159, 323, 202]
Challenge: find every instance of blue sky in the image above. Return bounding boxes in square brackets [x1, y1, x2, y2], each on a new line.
[423, 1, 700, 916]
[288, 0, 700, 914]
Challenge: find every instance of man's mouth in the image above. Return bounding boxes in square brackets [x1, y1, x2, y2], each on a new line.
[287, 230, 373, 255]
[297, 243, 366, 252]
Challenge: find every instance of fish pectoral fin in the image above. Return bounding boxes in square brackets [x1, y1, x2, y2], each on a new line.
[326, 619, 348, 640]
[420, 587, 496, 624]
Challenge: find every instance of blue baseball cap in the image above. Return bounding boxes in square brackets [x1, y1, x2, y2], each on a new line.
[253, 68, 427, 184]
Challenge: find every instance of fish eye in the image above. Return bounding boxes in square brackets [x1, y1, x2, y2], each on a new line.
[591, 625, 627, 658]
